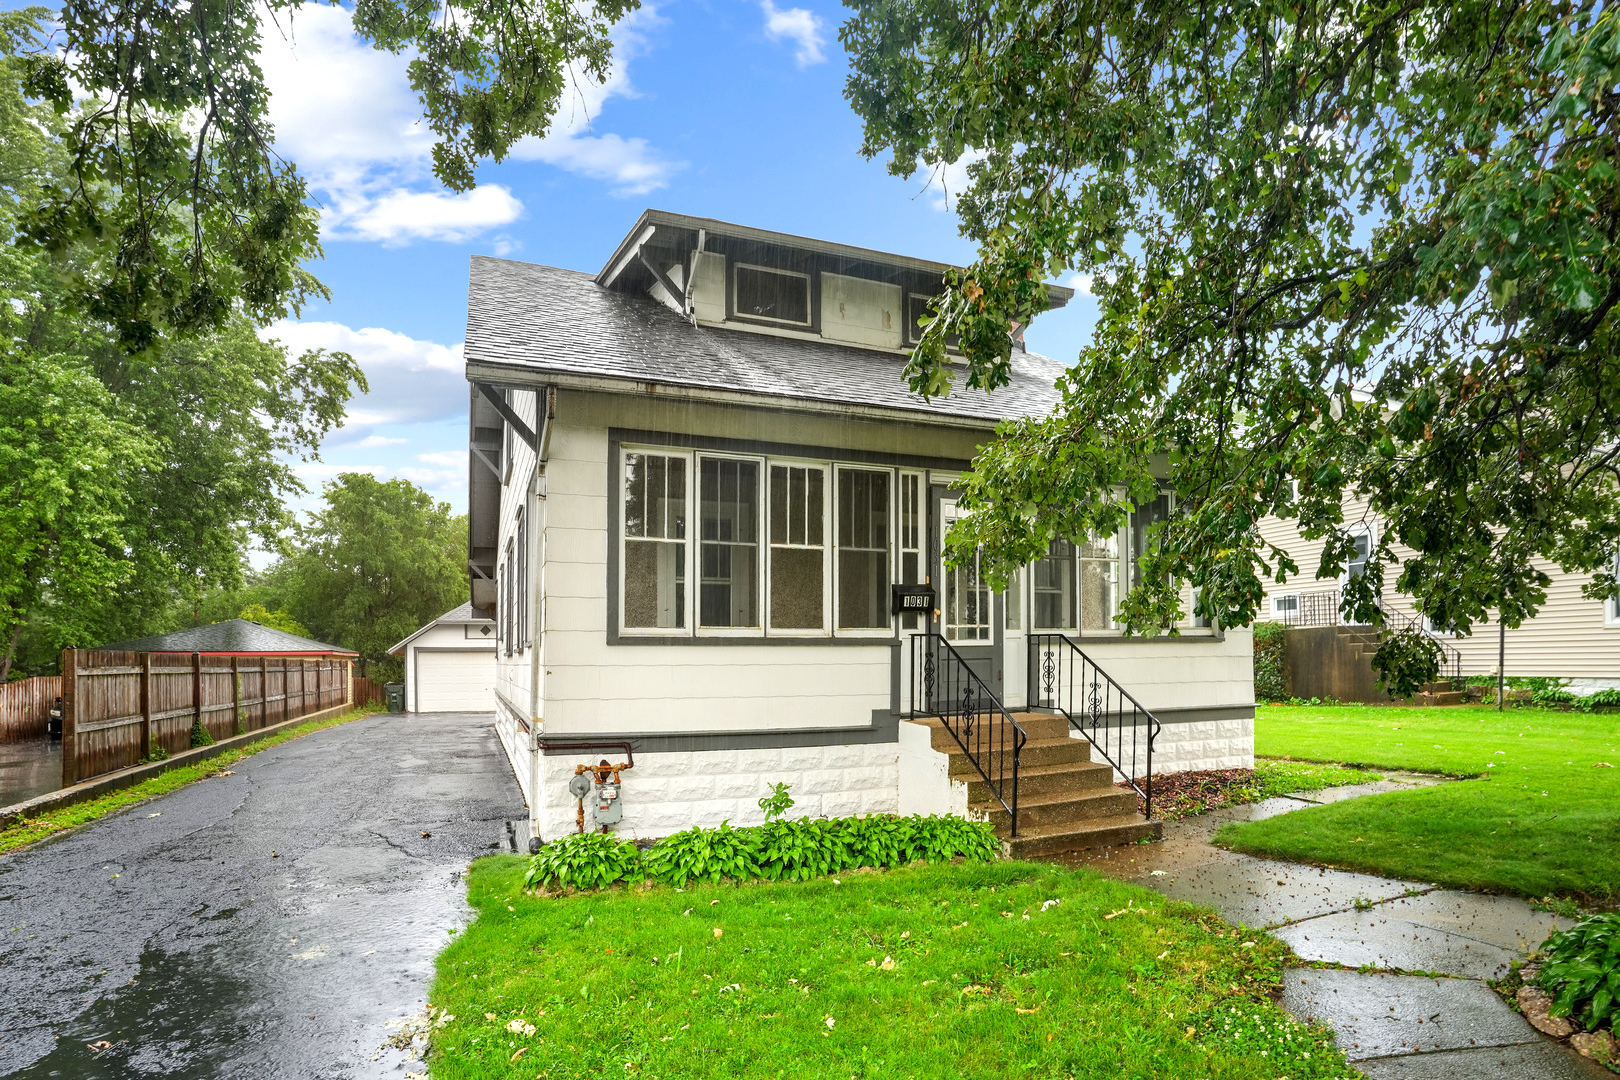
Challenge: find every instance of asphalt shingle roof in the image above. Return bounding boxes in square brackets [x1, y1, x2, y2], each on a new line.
[98, 620, 356, 656]
[464, 256, 1067, 425]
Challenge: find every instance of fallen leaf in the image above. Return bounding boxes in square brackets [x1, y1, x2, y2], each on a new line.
[880, 956, 896, 971]
[1016, 1007, 1041, 1015]
[712, 928, 723, 939]
[825, 1016, 835, 1028]
[1596, 763, 1614, 768]
[421, 832, 432, 838]
[510, 1047, 528, 1062]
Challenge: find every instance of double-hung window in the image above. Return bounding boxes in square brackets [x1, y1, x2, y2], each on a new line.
[698, 457, 762, 632]
[835, 468, 892, 633]
[768, 463, 828, 633]
[623, 451, 689, 631]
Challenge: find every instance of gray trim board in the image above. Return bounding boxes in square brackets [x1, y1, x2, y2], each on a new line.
[1152, 703, 1255, 726]
[539, 709, 900, 755]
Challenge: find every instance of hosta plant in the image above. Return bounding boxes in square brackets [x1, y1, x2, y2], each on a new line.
[525, 832, 644, 892]
[642, 822, 762, 887]
[1537, 913, 1620, 1032]
[757, 817, 855, 881]
[897, 814, 1000, 864]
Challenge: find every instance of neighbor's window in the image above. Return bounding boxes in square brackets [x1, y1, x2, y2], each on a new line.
[1033, 540, 1077, 631]
[836, 467, 891, 630]
[699, 457, 761, 630]
[735, 265, 811, 326]
[1272, 593, 1300, 617]
[623, 452, 688, 630]
[1608, 553, 1620, 627]
[768, 463, 825, 632]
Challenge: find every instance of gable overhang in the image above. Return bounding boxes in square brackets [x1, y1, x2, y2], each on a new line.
[596, 209, 1075, 312]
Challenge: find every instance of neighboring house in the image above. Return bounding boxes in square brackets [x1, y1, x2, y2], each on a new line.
[463, 210, 1255, 854]
[1256, 495, 1620, 696]
[388, 603, 498, 713]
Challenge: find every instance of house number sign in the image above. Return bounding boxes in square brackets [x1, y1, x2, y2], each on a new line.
[890, 583, 937, 616]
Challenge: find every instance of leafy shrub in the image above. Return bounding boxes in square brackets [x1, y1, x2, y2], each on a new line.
[1537, 913, 1620, 1032]
[757, 817, 854, 881]
[643, 822, 762, 887]
[524, 831, 644, 892]
[842, 813, 908, 868]
[1251, 622, 1288, 702]
[758, 781, 794, 821]
[189, 719, 215, 748]
[1578, 688, 1620, 713]
[897, 814, 1000, 863]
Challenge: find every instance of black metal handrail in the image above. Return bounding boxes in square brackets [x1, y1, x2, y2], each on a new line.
[1028, 634, 1162, 819]
[1375, 598, 1464, 685]
[908, 633, 1026, 836]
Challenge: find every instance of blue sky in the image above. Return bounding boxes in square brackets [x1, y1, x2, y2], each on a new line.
[257, 0, 1100, 536]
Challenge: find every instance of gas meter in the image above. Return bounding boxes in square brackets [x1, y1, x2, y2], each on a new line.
[570, 758, 631, 833]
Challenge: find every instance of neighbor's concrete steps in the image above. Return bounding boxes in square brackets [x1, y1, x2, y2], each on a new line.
[1338, 627, 1467, 705]
[909, 712, 1161, 857]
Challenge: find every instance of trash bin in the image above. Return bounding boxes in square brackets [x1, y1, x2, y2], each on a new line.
[384, 683, 405, 713]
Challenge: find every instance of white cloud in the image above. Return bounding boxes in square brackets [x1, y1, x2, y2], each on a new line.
[417, 450, 467, 468]
[258, 4, 676, 239]
[325, 185, 525, 246]
[262, 320, 465, 428]
[293, 461, 466, 494]
[354, 435, 408, 448]
[761, 0, 826, 67]
[506, 6, 682, 195]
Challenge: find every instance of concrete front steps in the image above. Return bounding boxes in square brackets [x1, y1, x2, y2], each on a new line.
[1337, 627, 1467, 705]
[908, 712, 1162, 858]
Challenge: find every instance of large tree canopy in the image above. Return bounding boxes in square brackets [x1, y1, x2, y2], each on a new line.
[842, 0, 1620, 692]
[274, 473, 467, 678]
[13, 0, 636, 348]
[0, 15, 366, 676]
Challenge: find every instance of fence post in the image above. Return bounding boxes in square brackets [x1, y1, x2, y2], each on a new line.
[191, 652, 202, 739]
[61, 647, 77, 786]
[140, 653, 152, 760]
[231, 656, 241, 735]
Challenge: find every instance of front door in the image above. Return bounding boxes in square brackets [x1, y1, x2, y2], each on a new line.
[931, 486, 1002, 703]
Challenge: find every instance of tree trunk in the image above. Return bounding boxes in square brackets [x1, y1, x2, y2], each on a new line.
[0, 620, 22, 684]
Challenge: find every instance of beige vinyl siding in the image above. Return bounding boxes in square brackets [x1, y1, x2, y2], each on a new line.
[1255, 494, 1620, 680]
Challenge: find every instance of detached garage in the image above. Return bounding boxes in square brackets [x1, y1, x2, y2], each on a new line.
[389, 603, 497, 713]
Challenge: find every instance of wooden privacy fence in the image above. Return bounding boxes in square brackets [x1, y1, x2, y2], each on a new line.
[352, 677, 387, 707]
[62, 649, 353, 786]
[0, 676, 63, 742]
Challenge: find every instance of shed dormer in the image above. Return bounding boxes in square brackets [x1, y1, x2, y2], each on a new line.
[595, 210, 1073, 354]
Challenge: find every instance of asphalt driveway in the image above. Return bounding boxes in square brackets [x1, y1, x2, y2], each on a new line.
[0, 711, 523, 1078]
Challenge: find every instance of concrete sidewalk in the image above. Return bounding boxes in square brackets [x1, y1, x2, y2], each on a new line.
[1066, 779, 1609, 1079]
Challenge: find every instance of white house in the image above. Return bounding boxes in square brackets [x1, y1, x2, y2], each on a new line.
[388, 603, 498, 713]
[463, 211, 1255, 857]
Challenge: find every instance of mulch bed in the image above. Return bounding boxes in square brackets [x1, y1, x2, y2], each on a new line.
[1123, 768, 1261, 820]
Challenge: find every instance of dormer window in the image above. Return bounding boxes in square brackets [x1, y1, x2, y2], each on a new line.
[906, 293, 935, 345]
[734, 264, 811, 326]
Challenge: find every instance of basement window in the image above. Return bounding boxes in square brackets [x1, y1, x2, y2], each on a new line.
[734, 264, 810, 326]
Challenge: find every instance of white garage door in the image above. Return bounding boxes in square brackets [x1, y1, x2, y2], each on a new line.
[414, 650, 497, 713]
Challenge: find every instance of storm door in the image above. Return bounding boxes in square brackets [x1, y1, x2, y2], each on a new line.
[930, 486, 1003, 704]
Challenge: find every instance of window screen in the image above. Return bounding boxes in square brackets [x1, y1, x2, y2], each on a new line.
[735, 265, 810, 325]
[623, 452, 687, 629]
[769, 464, 825, 631]
[836, 469, 890, 629]
[1033, 540, 1077, 630]
[699, 457, 760, 628]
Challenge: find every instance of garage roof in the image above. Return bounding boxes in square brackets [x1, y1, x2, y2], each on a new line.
[388, 602, 497, 656]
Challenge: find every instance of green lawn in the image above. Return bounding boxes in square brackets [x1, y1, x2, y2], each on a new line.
[1218, 704, 1620, 902]
[427, 856, 1355, 1080]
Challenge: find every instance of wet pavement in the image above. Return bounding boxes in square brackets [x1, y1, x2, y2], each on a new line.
[1066, 778, 1607, 1079]
[0, 739, 63, 807]
[0, 712, 522, 1079]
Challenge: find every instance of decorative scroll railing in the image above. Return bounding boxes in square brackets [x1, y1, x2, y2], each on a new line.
[1278, 587, 1464, 685]
[1027, 634, 1161, 819]
[908, 633, 1025, 836]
